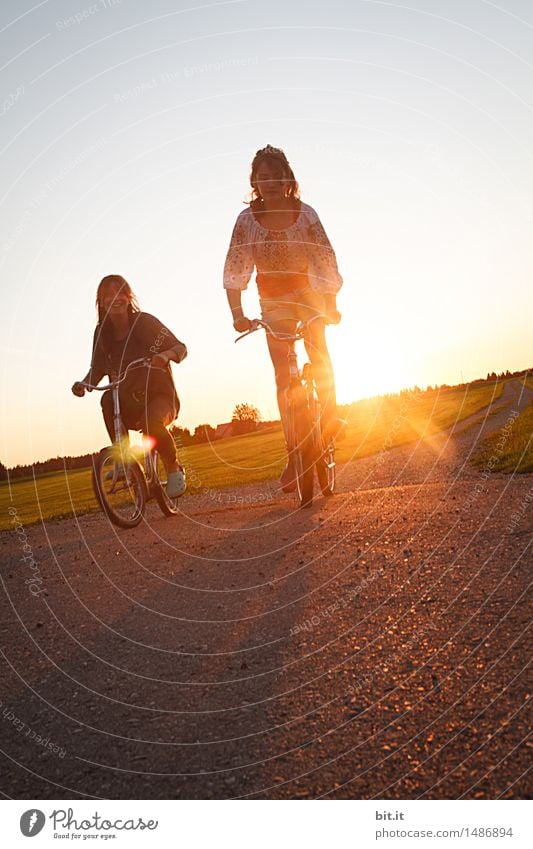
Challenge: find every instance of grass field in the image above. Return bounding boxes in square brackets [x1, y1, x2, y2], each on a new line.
[0, 380, 505, 530]
[472, 377, 533, 474]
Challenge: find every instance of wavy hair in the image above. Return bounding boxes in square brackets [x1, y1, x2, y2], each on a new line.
[249, 144, 299, 208]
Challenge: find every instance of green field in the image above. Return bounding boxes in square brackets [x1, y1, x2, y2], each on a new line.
[472, 377, 533, 474]
[1, 380, 505, 530]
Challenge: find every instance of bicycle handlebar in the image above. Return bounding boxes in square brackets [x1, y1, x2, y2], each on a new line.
[234, 313, 328, 344]
[80, 357, 163, 392]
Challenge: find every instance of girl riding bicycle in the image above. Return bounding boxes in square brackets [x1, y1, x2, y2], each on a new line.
[71, 275, 187, 498]
[223, 144, 344, 490]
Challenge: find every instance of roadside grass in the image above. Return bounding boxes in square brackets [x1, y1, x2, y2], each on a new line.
[472, 376, 533, 474]
[0, 379, 505, 530]
[336, 379, 504, 465]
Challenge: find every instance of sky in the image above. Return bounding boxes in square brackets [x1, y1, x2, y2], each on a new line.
[0, 0, 532, 466]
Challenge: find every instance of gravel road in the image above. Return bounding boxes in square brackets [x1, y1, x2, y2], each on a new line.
[1, 380, 531, 799]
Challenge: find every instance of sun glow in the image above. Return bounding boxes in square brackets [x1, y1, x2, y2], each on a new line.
[331, 327, 415, 404]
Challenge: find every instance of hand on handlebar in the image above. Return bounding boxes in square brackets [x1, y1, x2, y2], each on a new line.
[150, 351, 171, 369]
[323, 293, 341, 325]
[325, 308, 342, 325]
[233, 316, 253, 333]
[71, 381, 89, 397]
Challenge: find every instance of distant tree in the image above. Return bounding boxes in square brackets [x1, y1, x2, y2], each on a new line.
[232, 403, 261, 424]
[170, 425, 193, 446]
[0, 461, 8, 481]
[192, 424, 216, 444]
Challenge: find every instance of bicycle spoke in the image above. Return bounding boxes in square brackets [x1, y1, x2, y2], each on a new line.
[92, 449, 146, 528]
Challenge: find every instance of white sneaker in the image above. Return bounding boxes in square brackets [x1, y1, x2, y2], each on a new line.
[166, 467, 186, 498]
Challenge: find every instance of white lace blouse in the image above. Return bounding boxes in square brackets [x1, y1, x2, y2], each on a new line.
[223, 202, 343, 297]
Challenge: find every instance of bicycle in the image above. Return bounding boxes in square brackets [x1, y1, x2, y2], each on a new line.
[80, 357, 184, 528]
[236, 316, 336, 508]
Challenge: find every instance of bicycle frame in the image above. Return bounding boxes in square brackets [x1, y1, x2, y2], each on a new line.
[82, 357, 163, 488]
[235, 314, 326, 344]
[235, 315, 335, 506]
[286, 338, 301, 386]
[236, 314, 325, 377]
[80, 357, 182, 525]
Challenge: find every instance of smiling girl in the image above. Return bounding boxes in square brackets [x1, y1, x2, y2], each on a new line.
[224, 145, 344, 490]
[72, 275, 187, 497]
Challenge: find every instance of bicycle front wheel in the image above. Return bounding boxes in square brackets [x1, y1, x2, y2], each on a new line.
[316, 439, 336, 496]
[288, 386, 315, 508]
[92, 447, 147, 528]
[308, 396, 335, 496]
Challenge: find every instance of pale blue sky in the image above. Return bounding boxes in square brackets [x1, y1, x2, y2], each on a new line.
[1, 0, 532, 465]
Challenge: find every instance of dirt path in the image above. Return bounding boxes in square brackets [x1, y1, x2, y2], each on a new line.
[1, 381, 531, 799]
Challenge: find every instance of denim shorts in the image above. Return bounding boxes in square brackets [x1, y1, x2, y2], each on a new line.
[260, 287, 326, 325]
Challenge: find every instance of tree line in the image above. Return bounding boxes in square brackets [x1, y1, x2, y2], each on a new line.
[1, 402, 263, 480]
[3, 372, 529, 481]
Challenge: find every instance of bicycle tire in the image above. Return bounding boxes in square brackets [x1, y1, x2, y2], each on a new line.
[152, 451, 180, 517]
[315, 440, 336, 496]
[289, 385, 315, 508]
[302, 367, 336, 498]
[92, 447, 147, 528]
[309, 394, 335, 496]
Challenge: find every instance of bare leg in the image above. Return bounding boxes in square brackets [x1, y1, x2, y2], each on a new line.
[304, 319, 337, 422]
[143, 395, 179, 474]
[265, 320, 296, 446]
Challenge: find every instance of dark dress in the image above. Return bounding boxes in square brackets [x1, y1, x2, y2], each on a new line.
[90, 311, 186, 465]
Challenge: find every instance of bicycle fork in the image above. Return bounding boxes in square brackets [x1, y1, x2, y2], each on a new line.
[111, 384, 125, 446]
[109, 384, 136, 486]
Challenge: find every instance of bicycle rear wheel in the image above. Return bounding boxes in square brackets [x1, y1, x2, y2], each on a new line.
[92, 447, 147, 528]
[152, 451, 180, 517]
[308, 394, 335, 496]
